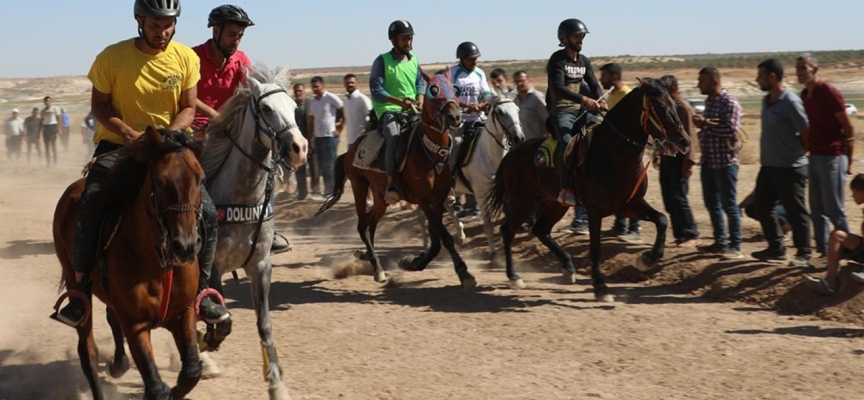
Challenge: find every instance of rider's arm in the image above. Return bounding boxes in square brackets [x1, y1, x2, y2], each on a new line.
[414, 63, 427, 102]
[91, 87, 140, 146]
[548, 54, 583, 104]
[168, 86, 196, 131]
[196, 99, 219, 120]
[583, 59, 602, 100]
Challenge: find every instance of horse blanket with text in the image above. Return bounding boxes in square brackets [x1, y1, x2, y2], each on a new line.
[352, 115, 421, 173]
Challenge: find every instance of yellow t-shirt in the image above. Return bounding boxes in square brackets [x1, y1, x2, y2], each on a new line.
[88, 39, 200, 144]
[607, 84, 632, 110]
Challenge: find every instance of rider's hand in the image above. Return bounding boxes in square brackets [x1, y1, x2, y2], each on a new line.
[582, 97, 600, 112]
[692, 115, 705, 129]
[122, 129, 141, 147]
[401, 98, 416, 111]
[598, 100, 609, 112]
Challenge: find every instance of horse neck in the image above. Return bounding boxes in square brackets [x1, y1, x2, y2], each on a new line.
[476, 114, 507, 166]
[208, 107, 271, 205]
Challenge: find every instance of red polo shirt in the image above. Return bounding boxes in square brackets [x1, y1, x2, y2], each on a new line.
[801, 81, 847, 156]
[193, 39, 252, 127]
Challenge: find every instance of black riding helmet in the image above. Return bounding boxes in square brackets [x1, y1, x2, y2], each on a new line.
[388, 20, 414, 40]
[557, 18, 589, 40]
[208, 4, 254, 27]
[456, 41, 481, 59]
[134, 0, 181, 18]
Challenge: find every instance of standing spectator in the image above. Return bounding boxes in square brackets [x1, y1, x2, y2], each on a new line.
[490, 68, 515, 98]
[81, 111, 96, 156]
[796, 52, 856, 257]
[293, 83, 318, 200]
[599, 63, 641, 242]
[342, 73, 372, 146]
[749, 59, 812, 266]
[513, 70, 548, 140]
[24, 107, 41, 163]
[694, 67, 744, 259]
[41, 96, 61, 167]
[659, 74, 700, 247]
[5, 109, 24, 160]
[60, 108, 71, 151]
[307, 76, 344, 196]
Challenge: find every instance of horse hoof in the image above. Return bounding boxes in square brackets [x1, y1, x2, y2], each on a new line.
[454, 235, 465, 247]
[509, 279, 526, 289]
[562, 270, 578, 284]
[353, 250, 364, 260]
[375, 271, 388, 284]
[200, 352, 221, 379]
[462, 277, 477, 290]
[595, 292, 616, 303]
[108, 356, 129, 378]
[399, 255, 417, 271]
[269, 383, 292, 400]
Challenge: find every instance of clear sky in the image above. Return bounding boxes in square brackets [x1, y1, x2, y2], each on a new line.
[5, 0, 862, 78]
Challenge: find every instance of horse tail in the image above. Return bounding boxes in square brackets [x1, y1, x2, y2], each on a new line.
[316, 153, 347, 216]
[484, 152, 510, 221]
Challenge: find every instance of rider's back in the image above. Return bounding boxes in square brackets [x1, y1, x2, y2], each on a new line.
[89, 38, 200, 145]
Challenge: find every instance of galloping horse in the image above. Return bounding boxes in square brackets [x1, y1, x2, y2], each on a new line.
[54, 127, 207, 400]
[317, 70, 477, 289]
[198, 66, 307, 400]
[486, 78, 691, 301]
[421, 94, 524, 258]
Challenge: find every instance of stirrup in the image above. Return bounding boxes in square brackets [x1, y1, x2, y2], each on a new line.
[195, 288, 229, 323]
[49, 290, 92, 327]
[557, 188, 577, 207]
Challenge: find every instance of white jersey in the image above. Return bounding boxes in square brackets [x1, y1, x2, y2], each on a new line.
[449, 64, 492, 122]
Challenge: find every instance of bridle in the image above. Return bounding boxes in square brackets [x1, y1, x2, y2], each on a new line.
[145, 165, 203, 271]
[599, 93, 671, 151]
[224, 87, 297, 173]
[483, 98, 521, 150]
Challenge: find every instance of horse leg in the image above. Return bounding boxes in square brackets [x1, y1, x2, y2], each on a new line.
[124, 325, 172, 400]
[531, 204, 576, 284]
[418, 201, 476, 289]
[587, 209, 614, 302]
[247, 264, 291, 400]
[353, 180, 388, 283]
[445, 192, 466, 247]
[500, 212, 524, 288]
[474, 190, 496, 259]
[167, 308, 202, 399]
[418, 207, 430, 250]
[105, 307, 129, 378]
[400, 200, 442, 273]
[199, 264, 232, 357]
[626, 199, 668, 267]
[76, 312, 105, 400]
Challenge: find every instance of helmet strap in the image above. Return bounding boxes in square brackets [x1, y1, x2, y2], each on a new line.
[213, 24, 229, 58]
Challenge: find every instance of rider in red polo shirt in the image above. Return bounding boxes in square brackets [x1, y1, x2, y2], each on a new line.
[193, 5, 291, 254]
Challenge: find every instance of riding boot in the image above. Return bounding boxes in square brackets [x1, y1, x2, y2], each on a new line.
[197, 187, 230, 325]
[384, 133, 401, 205]
[555, 138, 577, 207]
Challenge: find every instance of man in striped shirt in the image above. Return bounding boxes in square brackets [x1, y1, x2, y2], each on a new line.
[693, 67, 744, 259]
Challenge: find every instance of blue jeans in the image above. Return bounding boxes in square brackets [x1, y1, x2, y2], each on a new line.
[570, 206, 588, 227]
[613, 213, 640, 234]
[315, 136, 339, 195]
[554, 111, 584, 188]
[809, 155, 850, 253]
[701, 164, 742, 250]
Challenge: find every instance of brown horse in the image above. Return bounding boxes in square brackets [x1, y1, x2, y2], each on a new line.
[486, 78, 691, 301]
[317, 70, 476, 289]
[54, 127, 206, 400]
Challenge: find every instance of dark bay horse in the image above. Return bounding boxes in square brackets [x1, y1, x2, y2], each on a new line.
[486, 78, 691, 301]
[54, 127, 206, 400]
[317, 70, 477, 289]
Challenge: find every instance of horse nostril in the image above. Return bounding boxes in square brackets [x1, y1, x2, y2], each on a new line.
[170, 239, 186, 257]
[292, 142, 302, 154]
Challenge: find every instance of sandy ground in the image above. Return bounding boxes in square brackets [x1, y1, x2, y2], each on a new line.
[3, 118, 864, 399]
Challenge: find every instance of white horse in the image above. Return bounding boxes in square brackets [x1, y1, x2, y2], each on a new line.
[421, 95, 525, 259]
[198, 66, 307, 400]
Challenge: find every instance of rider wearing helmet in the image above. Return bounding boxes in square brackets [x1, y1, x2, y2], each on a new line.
[370, 20, 427, 205]
[449, 41, 492, 219]
[546, 18, 605, 206]
[52, 0, 230, 328]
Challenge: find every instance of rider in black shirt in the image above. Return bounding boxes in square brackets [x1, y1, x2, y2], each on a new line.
[546, 18, 606, 206]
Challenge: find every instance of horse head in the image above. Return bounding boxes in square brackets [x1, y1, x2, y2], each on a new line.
[246, 70, 308, 168]
[486, 94, 525, 147]
[420, 68, 462, 132]
[636, 77, 690, 156]
[131, 126, 205, 266]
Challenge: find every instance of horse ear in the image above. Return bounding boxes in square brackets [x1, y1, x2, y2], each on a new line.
[144, 125, 162, 143]
[636, 77, 646, 86]
[247, 71, 262, 94]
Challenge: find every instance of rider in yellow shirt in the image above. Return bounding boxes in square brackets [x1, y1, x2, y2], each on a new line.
[52, 0, 230, 328]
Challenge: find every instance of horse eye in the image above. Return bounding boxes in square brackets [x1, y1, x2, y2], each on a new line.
[262, 105, 272, 113]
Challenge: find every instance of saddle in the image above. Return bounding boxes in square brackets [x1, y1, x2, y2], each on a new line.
[352, 114, 421, 173]
[534, 126, 593, 170]
[451, 121, 484, 189]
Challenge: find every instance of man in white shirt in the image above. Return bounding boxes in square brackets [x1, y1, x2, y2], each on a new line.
[40, 96, 62, 167]
[307, 76, 345, 196]
[513, 70, 549, 140]
[342, 73, 372, 146]
[5, 109, 24, 160]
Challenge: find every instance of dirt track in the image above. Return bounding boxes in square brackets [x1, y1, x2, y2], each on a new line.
[2, 135, 864, 400]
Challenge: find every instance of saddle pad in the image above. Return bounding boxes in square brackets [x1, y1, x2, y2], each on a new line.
[535, 137, 558, 168]
[460, 129, 481, 168]
[353, 131, 386, 172]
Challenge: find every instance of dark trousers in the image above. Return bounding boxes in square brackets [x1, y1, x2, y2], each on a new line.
[753, 166, 811, 256]
[43, 125, 58, 166]
[296, 145, 319, 197]
[659, 154, 699, 242]
[613, 213, 640, 234]
[553, 110, 585, 188]
[26, 134, 40, 162]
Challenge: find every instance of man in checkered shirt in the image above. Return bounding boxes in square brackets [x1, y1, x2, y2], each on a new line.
[693, 67, 745, 259]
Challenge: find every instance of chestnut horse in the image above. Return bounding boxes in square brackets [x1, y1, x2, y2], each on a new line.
[317, 70, 477, 289]
[486, 78, 691, 301]
[54, 127, 206, 400]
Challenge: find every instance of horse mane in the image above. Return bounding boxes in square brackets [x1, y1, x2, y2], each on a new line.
[100, 129, 203, 209]
[200, 64, 292, 179]
[485, 93, 510, 106]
